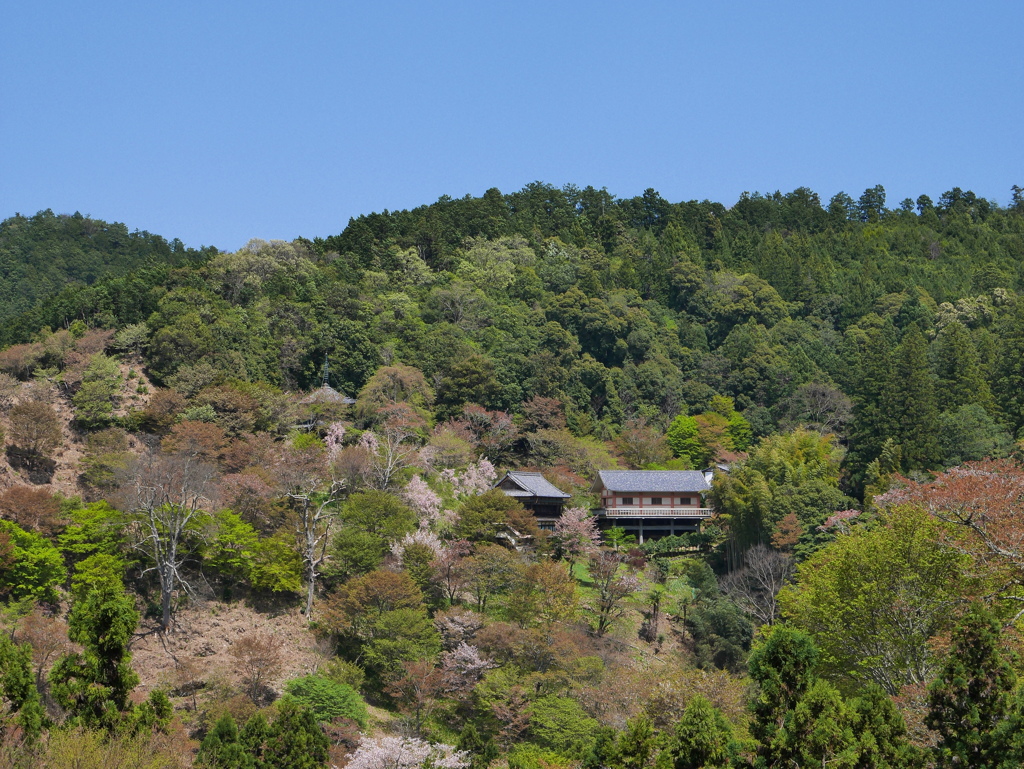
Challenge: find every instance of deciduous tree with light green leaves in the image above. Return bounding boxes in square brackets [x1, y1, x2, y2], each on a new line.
[711, 428, 852, 561]
[780, 504, 969, 695]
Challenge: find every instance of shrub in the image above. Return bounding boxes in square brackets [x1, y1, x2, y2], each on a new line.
[284, 675, 368, 726]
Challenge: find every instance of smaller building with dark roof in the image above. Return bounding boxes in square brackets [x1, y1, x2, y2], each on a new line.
[494, 471, 571, 530]
[592, 470, 712, 543]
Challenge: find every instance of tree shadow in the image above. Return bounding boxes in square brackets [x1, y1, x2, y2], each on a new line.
[6, 447, 56, 484]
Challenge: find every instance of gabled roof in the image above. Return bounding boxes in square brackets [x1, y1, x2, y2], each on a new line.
[496, 471, 571, 499]
[301, 384, 356, 405]
[595, 470, 710, 494]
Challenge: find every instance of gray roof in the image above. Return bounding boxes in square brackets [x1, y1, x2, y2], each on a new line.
[301, 385, 356, 405]
[596, 470, 710, 493]
[496, 471, 571, 499]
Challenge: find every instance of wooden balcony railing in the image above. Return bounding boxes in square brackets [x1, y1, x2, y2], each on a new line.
[596, 507, 714, 519]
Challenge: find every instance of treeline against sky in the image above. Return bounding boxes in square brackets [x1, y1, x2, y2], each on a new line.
[3, 182, 1024, 499]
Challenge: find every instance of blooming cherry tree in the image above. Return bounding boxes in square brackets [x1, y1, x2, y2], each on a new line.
[345, 736, 469, 769]
[551, 507, 601, 571]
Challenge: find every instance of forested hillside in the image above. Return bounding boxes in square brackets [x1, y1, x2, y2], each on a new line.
[3, 183, 1024, 767]
[0, 210, 216, 326]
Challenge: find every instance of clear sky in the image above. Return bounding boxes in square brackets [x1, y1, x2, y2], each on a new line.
[2, 1, 1021, 251]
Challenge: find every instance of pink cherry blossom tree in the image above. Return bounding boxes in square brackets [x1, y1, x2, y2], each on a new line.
[346, 736, 469, 769]
[551, 506, 601, 571]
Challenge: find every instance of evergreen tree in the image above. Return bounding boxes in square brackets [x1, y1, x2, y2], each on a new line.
[747, 625, 818, 766]
[927, 604, 1016, 768]
[850, 685, 923, 768]
[240, 712, 271, 767]
[671, 695, 734, 769]
[993, 300, 1024, 437]
[780, 679, 857, 768]
[933, 321, 995, 414]
[197, 714, 256, 769]
[458, 723, 499, 769]
[616, 714, 657, 769]
[845, 325, 897, 492]
[885, 324, 942, 471]
[263, 698, 330, 769]
[49, 582, 141, 729]
[0, 635, 44, 744]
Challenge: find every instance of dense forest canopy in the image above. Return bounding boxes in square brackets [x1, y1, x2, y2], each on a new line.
[5, 182, 1024, 494]
[0, 209, 216, 325]
[3, 183, 1024, 767]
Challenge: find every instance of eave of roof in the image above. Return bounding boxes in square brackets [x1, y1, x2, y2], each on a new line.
[497, 471, 571, 499]
[595, 470, 710, 493]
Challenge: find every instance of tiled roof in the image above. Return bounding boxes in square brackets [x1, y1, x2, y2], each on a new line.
[596, 470, 710, 493]
[497, 471, 571, 499]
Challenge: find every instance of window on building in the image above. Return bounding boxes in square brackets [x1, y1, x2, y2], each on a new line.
[651, 497, 663, 505]
[622, 497, 634, 505]
[680, 497, 692, 505]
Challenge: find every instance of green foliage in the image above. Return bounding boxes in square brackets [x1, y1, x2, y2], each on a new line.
[206, 510, 259, 584]
[927, 605, 1017, 767]
[72, 353, 123, 429]
[70, 553, 126, 603]
[458, 723, 500, 769]
[326, 490, 417, 579]
[747, 624, 818, 757]
[196, 714, 256, 769]
[49, 582, 141, 729]
[937, 403, 1013, 466]
[527, 695, 600, 756]
[263, 698, 330, 769]
[780, 505, 969, 694]
[283, 675, 368, 726]
[711, 429, 852, 556]
[249, 533, 304, 594]
[58, 501, 127, 562]
[683, 596, 754, 673]
[0, 210, 205, 327]
[0, 519, 67, 602]
[81, 427, 132, 488]
[665, 414, 700, 462]
[508, 743, 574, 769]
[360, 607, 442, 682]
[671, 695, 735, 769]
[319, 658, 366, 691]
[0, 634, 44, 743]
[454, 489, 525, 542]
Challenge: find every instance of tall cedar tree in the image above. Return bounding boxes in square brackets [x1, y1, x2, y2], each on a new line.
[927, 605, 1017, 767]
[933, 321, 995, 415]
[49, 583, 140, 729]
[845, 326, 897, 492]
[994, 300, 1024, 437]
[885, 324, 942, 472]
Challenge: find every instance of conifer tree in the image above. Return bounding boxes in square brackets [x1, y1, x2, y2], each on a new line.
[845, 326, 897, 491]
[457, 723, 499, 769]
[885, 324, 941, 471]
[747, 625, 818, 766]
[616, 714, 657, 769]
[927, 605, 1016, 767]
[780, 679, 857, 768]
[672, 695, 734, 769]
[933, 321, 995, 414]
[197, 714, 256, 769]
[264, 698, 330, 769]
[49, 582, 140, 729]
[994, 300, 1024, 437]
[239, 712, 270, 766]
[0, 635, 44, 744]
[850, 685, 923, 768]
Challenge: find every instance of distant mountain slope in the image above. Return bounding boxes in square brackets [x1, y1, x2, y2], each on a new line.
[0, 209, 217, 323]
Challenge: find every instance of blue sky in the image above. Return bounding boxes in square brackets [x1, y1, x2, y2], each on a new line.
[2, 1, 1021, 251]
